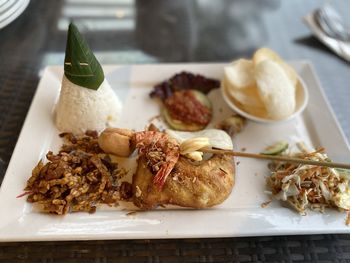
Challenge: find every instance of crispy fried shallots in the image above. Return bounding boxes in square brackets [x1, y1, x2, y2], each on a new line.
[23, 131, 130, 214]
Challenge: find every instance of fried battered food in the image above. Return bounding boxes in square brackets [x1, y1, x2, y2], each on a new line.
[133, 154, 235, 209]
[98, 128, 135, 157]
[98, 127, 235, 210]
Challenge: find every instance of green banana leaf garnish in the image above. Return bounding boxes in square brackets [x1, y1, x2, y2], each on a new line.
[64, 23, 104, 90]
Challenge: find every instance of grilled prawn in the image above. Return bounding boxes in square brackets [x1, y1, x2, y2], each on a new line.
[98, 127, 235, 209]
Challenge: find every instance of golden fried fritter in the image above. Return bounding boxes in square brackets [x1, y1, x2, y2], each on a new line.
[133, 154, 234, 209]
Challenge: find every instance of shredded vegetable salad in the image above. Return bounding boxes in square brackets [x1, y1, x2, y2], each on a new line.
[266, 142, 350, 215]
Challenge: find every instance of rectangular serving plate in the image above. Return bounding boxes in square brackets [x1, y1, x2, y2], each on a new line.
[0, 62, 350, 242]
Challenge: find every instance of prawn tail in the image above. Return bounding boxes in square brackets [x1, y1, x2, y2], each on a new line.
[153, 163, 174, 191]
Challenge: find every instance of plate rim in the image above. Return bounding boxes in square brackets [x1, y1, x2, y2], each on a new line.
[1, 61, 350, 242]
[0, 0, 29, 29]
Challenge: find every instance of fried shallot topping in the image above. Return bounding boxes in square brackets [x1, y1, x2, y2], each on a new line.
[134, 131, 180, 190]
[23, 131, 129, 215]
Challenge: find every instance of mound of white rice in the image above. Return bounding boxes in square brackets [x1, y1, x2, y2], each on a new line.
[55, 76, 122, 134]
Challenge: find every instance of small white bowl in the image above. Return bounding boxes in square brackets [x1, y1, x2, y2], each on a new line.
[221, 76, 309, 124]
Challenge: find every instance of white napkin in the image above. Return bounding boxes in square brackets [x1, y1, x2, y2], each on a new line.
[303, 10, 350, 62]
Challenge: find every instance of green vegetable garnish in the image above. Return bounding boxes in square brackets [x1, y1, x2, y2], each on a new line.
[261, 140, 289, 155]
[64, 23, 104, 90]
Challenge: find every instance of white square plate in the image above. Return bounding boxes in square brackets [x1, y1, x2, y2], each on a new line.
[1, 62, 350, 242]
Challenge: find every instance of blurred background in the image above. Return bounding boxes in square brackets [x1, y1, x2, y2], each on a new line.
[2, 0, 350, 65]
[1, 0, 338, 66]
